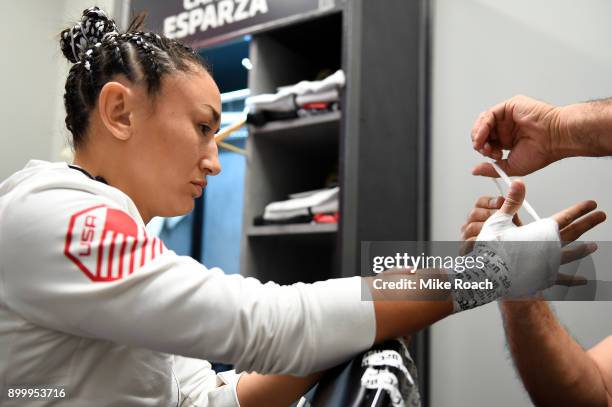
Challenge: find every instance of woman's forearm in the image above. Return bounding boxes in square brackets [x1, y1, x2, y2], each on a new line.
[366, 269, 458, 342]
[236, 272, 453, 406]
[373, 299, 452, 343]
[237, 371, 323, 407]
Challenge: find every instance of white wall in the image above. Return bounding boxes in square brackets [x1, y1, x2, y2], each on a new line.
[0, 0, 119, 182]
[430, 0, 612, 406]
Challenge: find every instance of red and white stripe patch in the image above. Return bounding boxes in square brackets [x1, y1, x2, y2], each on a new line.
[64, 205, 166, 282]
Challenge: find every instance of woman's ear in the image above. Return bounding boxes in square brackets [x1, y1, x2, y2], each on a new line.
[97, 81, 134, 141]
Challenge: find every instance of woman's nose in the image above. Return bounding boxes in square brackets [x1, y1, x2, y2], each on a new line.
[200, 147, 221, 176]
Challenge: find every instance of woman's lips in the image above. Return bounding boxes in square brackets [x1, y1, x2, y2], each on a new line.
[190, 181, 205, 197]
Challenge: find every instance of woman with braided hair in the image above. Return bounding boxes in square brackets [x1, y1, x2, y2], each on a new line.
[0, 6, 604, 407]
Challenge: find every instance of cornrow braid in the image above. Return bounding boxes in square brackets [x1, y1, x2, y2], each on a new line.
[124, 32, 162, 92]
[59, 6, 209, 149]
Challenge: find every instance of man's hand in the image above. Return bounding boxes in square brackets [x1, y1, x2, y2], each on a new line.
[471, 95, 564, 177]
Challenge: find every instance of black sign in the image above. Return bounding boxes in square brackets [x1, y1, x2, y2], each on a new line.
[130, 0, 330, 48]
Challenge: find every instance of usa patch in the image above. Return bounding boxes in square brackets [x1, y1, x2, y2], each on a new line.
[64, 205, 165, 282]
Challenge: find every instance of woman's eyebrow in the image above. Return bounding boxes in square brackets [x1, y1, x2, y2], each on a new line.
[202, 104, 221, 126]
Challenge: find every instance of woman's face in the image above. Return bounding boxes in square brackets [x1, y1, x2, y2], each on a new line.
[125, 66, 222, 221]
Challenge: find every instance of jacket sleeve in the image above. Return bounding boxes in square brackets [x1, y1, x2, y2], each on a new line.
[0, 187, 375, 376]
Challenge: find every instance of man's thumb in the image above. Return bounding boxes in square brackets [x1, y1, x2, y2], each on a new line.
[500, 180, 525, 216]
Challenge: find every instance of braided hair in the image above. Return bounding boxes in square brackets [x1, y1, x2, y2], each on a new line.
[59, 7, 209, 149]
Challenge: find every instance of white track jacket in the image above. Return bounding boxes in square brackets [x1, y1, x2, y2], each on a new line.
[0, 161, 375, 406]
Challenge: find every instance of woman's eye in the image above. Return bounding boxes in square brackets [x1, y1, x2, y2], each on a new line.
[199, 124, 212, 135]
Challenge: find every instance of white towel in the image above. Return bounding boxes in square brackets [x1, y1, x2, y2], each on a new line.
[245, 92, 296, 113]
[296, 89, 340, 107]
[277, 70, 345, 97]
[263, 187, 339, 221]
[246, 70, 345, 114]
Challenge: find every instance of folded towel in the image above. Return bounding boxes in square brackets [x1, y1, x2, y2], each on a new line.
[277, 70, 345, 96]
[245, 92, 296, 113]
[296, 89, 340, 107]
[246, 70, 345, 115]
[263, 187, 339, 221]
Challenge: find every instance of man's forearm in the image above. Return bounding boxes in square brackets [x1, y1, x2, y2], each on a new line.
[558, 99, 612, 158]
[501, 300, 609, 406]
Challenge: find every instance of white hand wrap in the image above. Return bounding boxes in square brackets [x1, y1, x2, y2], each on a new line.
[451, 211, 561, 313]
